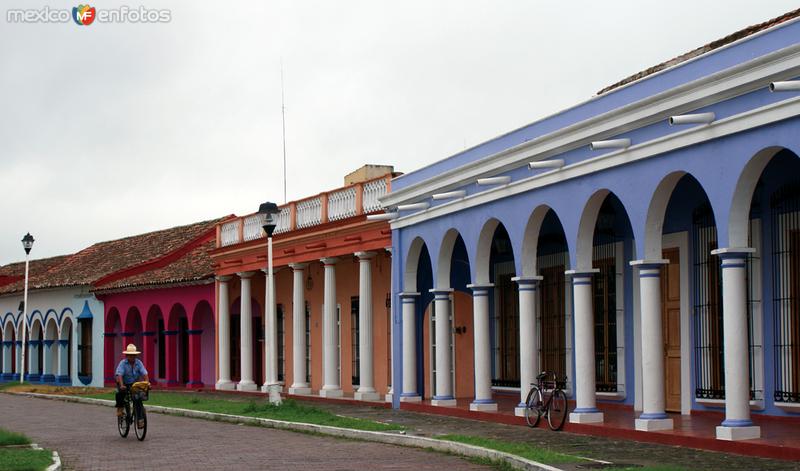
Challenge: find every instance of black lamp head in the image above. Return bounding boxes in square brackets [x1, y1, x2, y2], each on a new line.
[258, 202, 280, 237]
[21, 233, 34, 255]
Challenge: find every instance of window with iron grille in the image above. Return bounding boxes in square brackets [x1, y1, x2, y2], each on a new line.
[592, 203, 623, 393]
[538, 250, 569, 389]
[351, 297, 360, 387]
[692, 204, 758, 400]
[772, 183, 800, 403]
[78, 319, 92, 377]
[491, 265, 520, 388]
[277, 304, 285, 382]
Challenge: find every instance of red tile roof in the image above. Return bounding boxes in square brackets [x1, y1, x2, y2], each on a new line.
[0, 255, 70, 291]
[0, 217, 228, 295]
[597, 8, 800, 95]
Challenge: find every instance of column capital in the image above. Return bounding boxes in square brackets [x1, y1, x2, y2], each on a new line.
[429, 288, 453, 299]
[289, 262, 308, 271]
[711, 247, 755, 261]
[630, 259, 669, 268]
[466, 284, 493, 296]
[355, 251, 376, 260]
[237, 271, 257, 279]
[511, 276, 543, 285]
[320, 257, 339, 266]
[565, 268, 600, 277]
[398, 292, 420, 299]
[261, 266, 285, 274]
[215, 275, 233, 282]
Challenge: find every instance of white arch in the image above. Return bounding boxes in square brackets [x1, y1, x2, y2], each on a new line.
[404, 236, 428, 292]
[474, 218, 501, 285]
[575, 189, 611, 271]
[643, 171, 688, 260]
[728, 146, 787, 248]
[44, 317, 58, 340]
[436, 229, 466, 288]
[59, 316, 72, 341]
[521, 205, 557, 277]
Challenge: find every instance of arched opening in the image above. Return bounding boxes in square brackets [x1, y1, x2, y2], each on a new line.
[403, 237, 434, 400]
[124, 307, 143, 370]
[104, 308, 122, 384]
[43, 317, 58, 383]
[230, 297, 263, 386]
[28, 318, 43, 382]
[737, 148, 800, 405]
[59, 317, 73, 384]
[533, 209, 571, 389]
[76, 302, 93, 385]
[191, 300, 215, 387]
[168, 303, 190, 386]
[3, 320, 17, 380]
[145, 305, 165, 383]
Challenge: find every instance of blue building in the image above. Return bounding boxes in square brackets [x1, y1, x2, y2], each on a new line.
[384, 10, 800, 441]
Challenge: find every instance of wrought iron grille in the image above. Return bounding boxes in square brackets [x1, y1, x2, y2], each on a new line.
[538, 250, 569, 390]
[772, 183, 800, 403]
[351, 297, 360, 387]
[277, 305, 285, 382]
[592, 206, 621, 393]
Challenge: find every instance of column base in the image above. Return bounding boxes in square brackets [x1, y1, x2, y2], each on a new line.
[215, 379, 235, 390]
[635, 418, 674, 431]
[384, 392, 393, 403]
[431, 397, 457, 407]
[514, 405, 527, 417]
[319, 388, 343, 398]
[288, 386, 312, 395]
[569, 411, 604, 424]
[716, 425, 761, 441]
[236, 380, 258, 392]
[260, 383, 281, 393]
[399, 394, 421, 403]
[470, 401, 498, 412]
[354, 391, 381, 401]
[40, 374, 56, 383]
[56, 375, 71, 384]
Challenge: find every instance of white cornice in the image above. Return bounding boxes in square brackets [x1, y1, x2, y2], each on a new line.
[381, 44, 800, 209]
[390, 94, 800, 229]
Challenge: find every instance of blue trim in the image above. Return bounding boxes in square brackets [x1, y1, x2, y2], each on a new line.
[400, 392, 419, 397]
[518, 286, 537, 292]
[141, 331, 156, 336]
[166, 379, 179, 385]
[1, 373, 11, 380]
[163, 330, 178, 336]
[186, 329, 203, 335]
[57, 375, 71, 384]
[572, 407, 600, 414]
[11, 373, 20, 381]
[639, 273, 661, 278]
[2, 341, 11, 346]
[43, 340, 54, 347]
[721, 263, 747, 269]
[721, 418, 754, 427]
[15, 341, 22, 346]
[401, 299, 416, 304]
[76, 301, 93, 320]
[573, 281, 592, 286]
[471, 399, 496, 405]
[40, 374, 56, 383]
[26, 373, 41, 382]
[58, 340, 69, 347]
[639, 412, 668, 420]
[187, 380, 203, 385]
[471, 291, 489, 297]
[516, 402, 527, 408]
[104, 333, 117, 338]
[28, 340, 41, 347]
[78, 375, 92, 385]
[433, 395, 455, 401]
[120, 332, 134, 337]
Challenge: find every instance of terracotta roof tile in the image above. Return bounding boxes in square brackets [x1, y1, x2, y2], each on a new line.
[597, 8, 800, 95]
[0, 255, 71, 292]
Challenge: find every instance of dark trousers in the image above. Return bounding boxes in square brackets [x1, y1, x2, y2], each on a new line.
[115, 383, 133, 408]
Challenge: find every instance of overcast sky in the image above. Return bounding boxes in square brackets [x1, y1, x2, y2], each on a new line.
[1, 0, 797, 264]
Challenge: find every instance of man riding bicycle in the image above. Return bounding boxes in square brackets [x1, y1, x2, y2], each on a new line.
[115, 344, 149, 427]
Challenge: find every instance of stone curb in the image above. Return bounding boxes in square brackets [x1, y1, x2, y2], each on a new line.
[13, 392, 563, 471]
[27, 443, 61, 471]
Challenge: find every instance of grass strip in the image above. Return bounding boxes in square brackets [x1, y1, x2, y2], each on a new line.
[79, 391, 403, 432]
[0, 428, 30, 446]
[437, 433, 582, 465]
[0, 448, 52, 471]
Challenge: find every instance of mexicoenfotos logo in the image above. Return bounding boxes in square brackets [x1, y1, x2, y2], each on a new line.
[6, 5, 171, 24]
[72, 4, 95, 25]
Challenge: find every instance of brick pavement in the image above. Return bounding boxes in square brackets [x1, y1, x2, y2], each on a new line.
[0, 394, 491, 471]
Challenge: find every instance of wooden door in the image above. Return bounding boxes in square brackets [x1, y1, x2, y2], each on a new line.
[540, 265, 566, 382]
[661, 248, 681, 412]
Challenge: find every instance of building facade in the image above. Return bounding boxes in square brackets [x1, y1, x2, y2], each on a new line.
[383, 14, 800, 441]
[211, 168, 395, 400]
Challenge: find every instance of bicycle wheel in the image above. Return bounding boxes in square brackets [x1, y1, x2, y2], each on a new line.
[524, 386, 543, 428]
[134, 402, 147, 441]
[547, 388, 568, 431]
[118, 402, 130, 438]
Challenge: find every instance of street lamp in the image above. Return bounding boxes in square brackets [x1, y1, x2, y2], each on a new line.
[20, 233, 34, 383]
[258, 202, 281, 403]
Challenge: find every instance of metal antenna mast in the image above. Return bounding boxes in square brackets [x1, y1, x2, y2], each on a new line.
[280, 60, 287, 204]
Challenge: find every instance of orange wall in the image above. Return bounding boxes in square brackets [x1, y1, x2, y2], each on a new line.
[422, 291, 474, 400]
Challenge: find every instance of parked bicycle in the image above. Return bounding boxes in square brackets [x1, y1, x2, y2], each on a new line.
[118, 381, 150, 441]
[524, 371, 568, 431]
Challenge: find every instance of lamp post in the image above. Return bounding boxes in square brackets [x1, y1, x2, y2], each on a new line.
[20, 233, 34, 384]
[258, 202, 280, 403]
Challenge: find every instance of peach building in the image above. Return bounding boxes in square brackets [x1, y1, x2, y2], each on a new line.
[211, 166, 396, 401]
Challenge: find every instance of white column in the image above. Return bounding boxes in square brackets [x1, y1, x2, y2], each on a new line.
[430, 288, 456, 406]
[713, 248, 761, 441]
[400, 292, 421, 402]
[2, 341, 11, 379]
[568, 270, 604, 423]
[355, 252, 380, 401]
[385, 248, 394, 403]
[320, 258, 342, 397]
[28, 340, 39, 380]
[237, 272, 257, 391]
[57, 339, 69, 383]
[15, 340, 23, 380]
[42, 340, 53, 382]
[216, 276, 234, 390]
[288, 263, 311, 395]
[467, 284, 496, 411]
[631, 260, 673, 431]
[513, 276, 541, 416]
[261, 266, 278, 392]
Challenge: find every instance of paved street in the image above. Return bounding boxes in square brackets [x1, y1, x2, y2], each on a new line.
[0, 394, 490, 471]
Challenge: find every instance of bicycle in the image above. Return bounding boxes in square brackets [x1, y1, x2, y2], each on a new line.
[524, 371, 568, 431]
[118, 381, 150, 441]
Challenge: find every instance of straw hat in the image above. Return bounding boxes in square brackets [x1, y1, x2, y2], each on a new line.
[122, 343, 141, 355]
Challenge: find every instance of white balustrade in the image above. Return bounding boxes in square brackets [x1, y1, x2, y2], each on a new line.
[328, 187, 357, 221]
[273, 207, 292, 235]
[220, 220, 241, 247]
[362, 178, 387, 213]
[243, 213, 267, 241]
[296, 197, 322, 229]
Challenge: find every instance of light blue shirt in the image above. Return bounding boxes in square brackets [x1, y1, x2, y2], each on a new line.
[115, 358, 148, 384]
